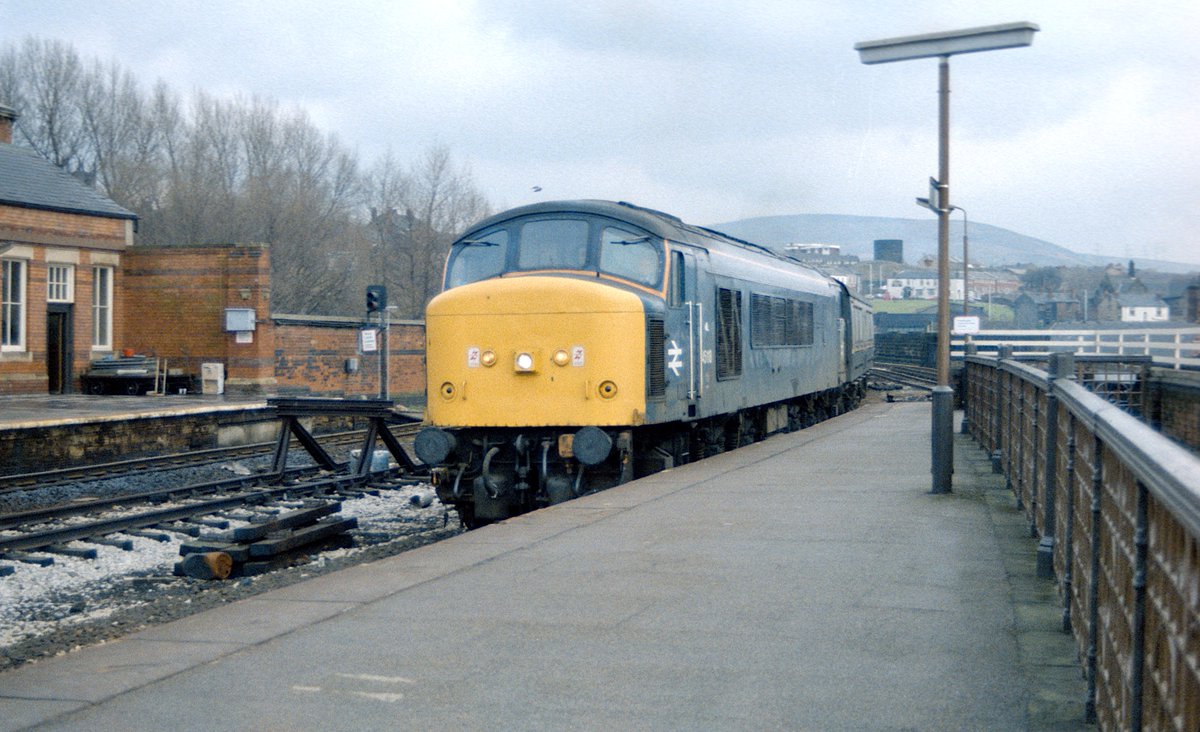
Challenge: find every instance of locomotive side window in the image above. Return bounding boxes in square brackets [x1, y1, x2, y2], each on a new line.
[446, 229, 509, 288]
[716, 287, 743, 380]
[599, 226, 662, 288]
[517, 218, 589, 271]
[668, 250, 685, 306]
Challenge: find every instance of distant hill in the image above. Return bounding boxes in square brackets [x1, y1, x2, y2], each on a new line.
[708, 214, 1197, 274]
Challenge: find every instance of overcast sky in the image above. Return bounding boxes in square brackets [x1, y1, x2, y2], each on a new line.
[3, 1, 1197, 265]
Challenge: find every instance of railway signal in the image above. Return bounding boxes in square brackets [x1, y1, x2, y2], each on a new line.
[366, 285, 387, 313]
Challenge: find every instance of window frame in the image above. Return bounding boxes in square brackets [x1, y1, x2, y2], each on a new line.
[2, 258, 27, 352]
[92, 265, 113, 351]
[444, 228, 510, 289]
[47, 263, 75, 304]
[513, 217, 591, 272]
[598, 225, 663, 289]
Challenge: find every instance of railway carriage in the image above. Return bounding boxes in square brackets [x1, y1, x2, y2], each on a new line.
[415, 200, 872, 526]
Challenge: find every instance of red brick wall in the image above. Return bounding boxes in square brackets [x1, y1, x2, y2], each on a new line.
[121, 245, 425, 401]
[1, 192, 133, 395]
[7, 241, 428, 400]
[272, 315, 426, 406]
[0, 204, 130, 247]
[121, 245, 276, 393]
[0, 248, 126, 395]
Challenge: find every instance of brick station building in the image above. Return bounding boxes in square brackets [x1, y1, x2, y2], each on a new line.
[1, 105, 138, 395]
[2, 104, 425, 402]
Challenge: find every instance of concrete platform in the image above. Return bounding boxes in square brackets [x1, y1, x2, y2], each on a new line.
[0, 400, 1089, 730]
[0, 393, 274, 474]
[0, 393, 265, 430]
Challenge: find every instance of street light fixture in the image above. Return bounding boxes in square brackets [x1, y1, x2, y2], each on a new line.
[857, 22, 1038, 494]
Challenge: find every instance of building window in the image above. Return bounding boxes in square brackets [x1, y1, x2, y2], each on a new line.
[92, 266, 113, 349]
[47, 264, 75, 303]
[2, 259, 25, 351]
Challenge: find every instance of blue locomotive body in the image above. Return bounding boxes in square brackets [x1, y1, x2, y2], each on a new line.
[417, 200, 872, 525]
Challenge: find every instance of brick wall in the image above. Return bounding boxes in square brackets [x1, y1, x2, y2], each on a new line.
[1, 191, 133, 394]
[0, 204, 130, 247]
[1, 246, 127, 396]
[120, 244, 426, 402]
[121, 244, 276, 394]
[273, 314, 426, 406]
[875, 332, 937, 367]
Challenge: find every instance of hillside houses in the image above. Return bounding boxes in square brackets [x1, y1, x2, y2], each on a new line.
[1094, 291, 1169, 322]
[881, 268, 1020, 302]
[874, 259, 1192, 331]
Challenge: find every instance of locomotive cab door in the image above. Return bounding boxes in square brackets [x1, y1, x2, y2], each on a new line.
[667, 248, 700, 418]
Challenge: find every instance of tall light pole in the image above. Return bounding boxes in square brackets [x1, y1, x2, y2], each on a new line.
[856, 22, 1038, 493]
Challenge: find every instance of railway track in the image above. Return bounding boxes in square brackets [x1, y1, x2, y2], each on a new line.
[0, 466, 424, 570]
[0, 424, 420, 494]
[870, 363, 938, 391]
[0, 421, 427, 573]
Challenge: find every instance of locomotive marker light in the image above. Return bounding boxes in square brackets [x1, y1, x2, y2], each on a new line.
[856, 21, 1038, 494]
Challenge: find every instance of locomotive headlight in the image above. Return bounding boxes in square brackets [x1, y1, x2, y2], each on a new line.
[552, 349, 570, 367]
[598, 380, 618, 399]
[515, 352, 535, 372]
[480, 350, 497, 367]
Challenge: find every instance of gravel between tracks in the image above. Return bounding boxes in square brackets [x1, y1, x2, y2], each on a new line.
[0, 457, 462, 673]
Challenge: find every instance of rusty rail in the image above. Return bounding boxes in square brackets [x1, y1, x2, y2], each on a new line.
[964, 353, 1200, 730]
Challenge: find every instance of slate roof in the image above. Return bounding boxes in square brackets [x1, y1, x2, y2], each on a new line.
[0, 143, 136, 221]
[1116, 293, 1167, 308]
[890, 270, 940, 280]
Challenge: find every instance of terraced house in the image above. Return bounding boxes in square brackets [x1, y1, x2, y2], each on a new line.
[0, 105, 138, 395]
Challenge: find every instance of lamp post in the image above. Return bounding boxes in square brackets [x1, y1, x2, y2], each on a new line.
[857, 22, 1038, 494]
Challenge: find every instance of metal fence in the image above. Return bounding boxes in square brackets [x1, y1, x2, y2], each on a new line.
[953, 327, 1200, 370]
[965, 354, 1200, 730]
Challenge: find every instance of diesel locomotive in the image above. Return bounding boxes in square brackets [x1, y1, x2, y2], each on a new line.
[414, 200, 873, 527]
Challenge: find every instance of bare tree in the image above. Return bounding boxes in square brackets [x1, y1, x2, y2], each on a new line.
[77, 60, 161, 212]
[13, 38, 88, 170]
[1, 36, 491, 318]
[366, 145, 490, 317]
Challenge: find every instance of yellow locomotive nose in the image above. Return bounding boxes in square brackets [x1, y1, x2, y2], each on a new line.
[425, 276, 648, 428]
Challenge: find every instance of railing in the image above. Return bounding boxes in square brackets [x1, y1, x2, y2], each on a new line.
[965, 353, 1200, 730]
[952, 327, 1200, 370]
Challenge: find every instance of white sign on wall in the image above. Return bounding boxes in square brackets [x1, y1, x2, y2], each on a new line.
[953, 315, 981, 335]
